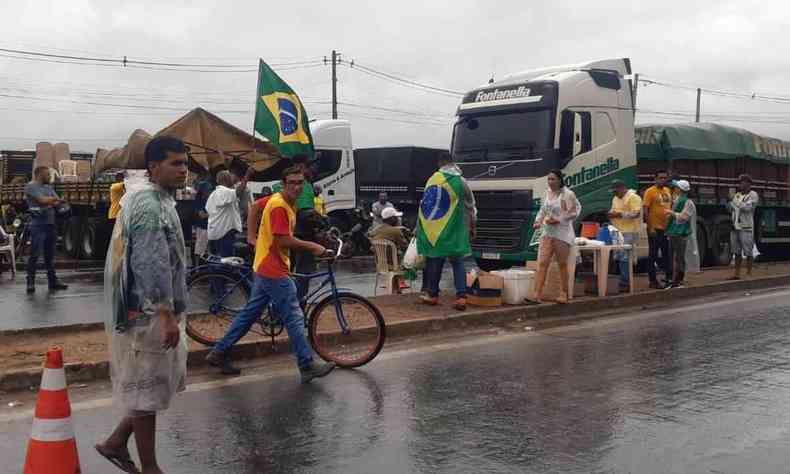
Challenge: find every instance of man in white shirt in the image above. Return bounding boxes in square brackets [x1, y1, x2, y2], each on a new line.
[206, 170, 242, 258]
[729, 174, 759, 280]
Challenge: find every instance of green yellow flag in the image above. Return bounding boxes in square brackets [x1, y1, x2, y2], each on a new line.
[254, 59, 314, 158]
[416, 171, 471, 258]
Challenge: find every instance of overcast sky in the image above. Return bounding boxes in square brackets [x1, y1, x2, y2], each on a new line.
[1, 0, 789, 153]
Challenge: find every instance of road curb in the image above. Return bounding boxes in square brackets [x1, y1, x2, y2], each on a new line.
[2, 273, 789, 392]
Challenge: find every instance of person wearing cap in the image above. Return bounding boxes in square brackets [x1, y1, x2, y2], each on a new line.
[607, 179, 642, 290]
[665, 179, 696, 289]
[369, 206, 409, 251]
[729, 174, 759, 280]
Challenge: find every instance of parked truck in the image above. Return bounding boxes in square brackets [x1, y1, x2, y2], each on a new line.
[247, 120, 446, 231]
[452, 57, 790, 270]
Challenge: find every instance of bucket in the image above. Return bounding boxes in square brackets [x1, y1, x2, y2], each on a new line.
[492, 269, 535, 305]
[596, 226, 612, 245]
[581, 221, 600, 239]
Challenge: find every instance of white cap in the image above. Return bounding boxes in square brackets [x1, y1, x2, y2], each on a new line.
[381, 207, 403, 220]
[676, 180, 690, 192]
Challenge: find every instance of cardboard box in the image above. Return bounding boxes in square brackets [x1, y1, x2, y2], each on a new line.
[467, 271, 504, 307]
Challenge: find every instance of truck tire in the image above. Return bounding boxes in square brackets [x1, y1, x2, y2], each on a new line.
[695, 222, 708, 267]
[63, 217, 80, 258]
[475, 258, 514, 272]
[80, 221, 98, 260]
[710, 221, 732, 267]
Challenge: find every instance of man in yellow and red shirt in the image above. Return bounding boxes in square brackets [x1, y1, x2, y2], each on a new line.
[206, 166, 336, 382]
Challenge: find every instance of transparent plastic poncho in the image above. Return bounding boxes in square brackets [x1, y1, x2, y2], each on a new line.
[104, 180, 188, 412]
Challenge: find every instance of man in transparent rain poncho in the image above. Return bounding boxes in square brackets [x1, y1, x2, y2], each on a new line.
[96, 136, 189, 474]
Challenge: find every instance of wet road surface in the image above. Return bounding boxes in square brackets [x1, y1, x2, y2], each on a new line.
[0, 260, 465, 331]
[3, 287, 790, 472]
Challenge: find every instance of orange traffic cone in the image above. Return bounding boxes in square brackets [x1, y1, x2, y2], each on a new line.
[24, 347, 81, 474]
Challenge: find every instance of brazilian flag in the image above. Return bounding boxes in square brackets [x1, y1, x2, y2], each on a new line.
[254, 59, 314, 158]
[416, 170, 471, 258]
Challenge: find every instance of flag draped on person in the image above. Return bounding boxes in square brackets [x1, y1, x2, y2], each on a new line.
[416, 170, 471, 257]
[254, 59, 314, 158]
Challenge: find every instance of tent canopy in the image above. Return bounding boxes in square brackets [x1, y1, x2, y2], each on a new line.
[95, 108, 282, 174]
[636, 122, 790, 164]
[157, 107, 281, 172]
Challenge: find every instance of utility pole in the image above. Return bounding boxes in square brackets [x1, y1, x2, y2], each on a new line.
[695, 87, 701, 123]
[331, 50, 339, 119]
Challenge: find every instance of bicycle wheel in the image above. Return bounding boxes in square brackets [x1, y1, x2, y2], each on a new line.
[185, 269, 251, 346]
[308, 292, 386, 368]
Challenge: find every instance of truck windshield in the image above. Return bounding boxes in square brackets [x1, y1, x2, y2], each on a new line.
[452, 109, 554, 162]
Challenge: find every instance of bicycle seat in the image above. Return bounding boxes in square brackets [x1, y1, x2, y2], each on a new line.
[219, 256, 246, 266]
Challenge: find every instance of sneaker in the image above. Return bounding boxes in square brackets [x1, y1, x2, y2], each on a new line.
[206, 350, 241, 376]
[420, 294, 439, 306]
[48, 281, 68, 291]
[26, 281, 35, 294]
[453, 297, 467, 311]
[300, 361, 336, 383]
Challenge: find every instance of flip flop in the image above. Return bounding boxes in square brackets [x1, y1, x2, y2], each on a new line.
[95, 444, 141, 474]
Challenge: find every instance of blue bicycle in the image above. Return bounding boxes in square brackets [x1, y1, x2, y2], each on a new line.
[185, 240, 386, 368]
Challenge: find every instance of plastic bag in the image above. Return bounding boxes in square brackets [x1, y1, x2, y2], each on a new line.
[403, 237, 425, 270]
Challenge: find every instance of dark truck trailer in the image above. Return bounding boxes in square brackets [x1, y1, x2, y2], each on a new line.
[636, 123, 790, 266]
[354, 146, 447, 225]
[0, 151, 194, 261]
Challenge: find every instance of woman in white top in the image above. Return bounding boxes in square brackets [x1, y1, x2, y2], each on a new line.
[530, 169, 581, 304]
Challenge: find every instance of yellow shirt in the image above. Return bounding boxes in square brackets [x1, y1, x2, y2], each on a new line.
[108, 182, 125, 219]
[314, 196, 327, 216]
[642, 185, 672, 231]
[610, 190, 642, 233]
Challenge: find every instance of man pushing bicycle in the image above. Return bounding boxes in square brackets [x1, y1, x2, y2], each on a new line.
[206, 165, 336, 382]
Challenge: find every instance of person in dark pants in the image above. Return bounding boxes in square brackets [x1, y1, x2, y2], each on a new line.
[25, 166, 68, 294]
[642, 169, 673, 289]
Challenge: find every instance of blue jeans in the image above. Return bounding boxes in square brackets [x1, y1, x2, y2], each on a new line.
[209, 229, 237, 257]
[616, 232, 638, 286]
[424, 256, 467, 298]
[213, 275, 314, 369]
[26, 224, 57, 284]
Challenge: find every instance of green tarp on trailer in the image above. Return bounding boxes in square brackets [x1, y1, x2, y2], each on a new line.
[636, 122, 790, 164]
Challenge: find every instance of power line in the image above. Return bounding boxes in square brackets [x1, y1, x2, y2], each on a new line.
[639, 76, 790, 105]
[337, 101, 452, 119]
[342, 60, 463, 98]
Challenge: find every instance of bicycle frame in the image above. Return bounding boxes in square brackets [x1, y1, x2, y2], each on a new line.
[293, 263, 353, 334]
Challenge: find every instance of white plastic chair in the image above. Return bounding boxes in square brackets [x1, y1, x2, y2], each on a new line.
[370, 239, 406, 295]
[0, 234, 16, 277]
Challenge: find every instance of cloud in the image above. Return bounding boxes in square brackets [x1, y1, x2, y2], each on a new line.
[1, 0, 789, 152]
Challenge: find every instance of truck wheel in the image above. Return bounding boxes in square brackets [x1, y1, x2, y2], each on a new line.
[80, 221, 97, 260]
[475, 258, 514, 272]
[711, 222, 732, 267]
[695, 223, 708, 267]
[63, 217, 80, 258]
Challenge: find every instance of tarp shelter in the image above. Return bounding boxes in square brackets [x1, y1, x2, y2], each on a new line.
[95, 108, 282, 175]
[157, 107, 281, 173]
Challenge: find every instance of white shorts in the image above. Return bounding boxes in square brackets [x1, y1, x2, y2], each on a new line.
[731, 230, 755, 257]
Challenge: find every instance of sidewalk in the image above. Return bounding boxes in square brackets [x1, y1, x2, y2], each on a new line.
[2, 262, 789, 391]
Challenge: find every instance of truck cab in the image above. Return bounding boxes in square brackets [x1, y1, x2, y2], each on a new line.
[452, 58, 637, 269]
[247, 119, 356, 223]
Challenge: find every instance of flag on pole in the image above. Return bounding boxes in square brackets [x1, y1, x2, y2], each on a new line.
[254, 59, 314, 158]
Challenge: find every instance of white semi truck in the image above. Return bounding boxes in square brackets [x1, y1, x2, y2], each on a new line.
[452, 58, 637, 269]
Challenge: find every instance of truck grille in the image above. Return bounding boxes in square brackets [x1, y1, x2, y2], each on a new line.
[472, 211, 531, 253]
